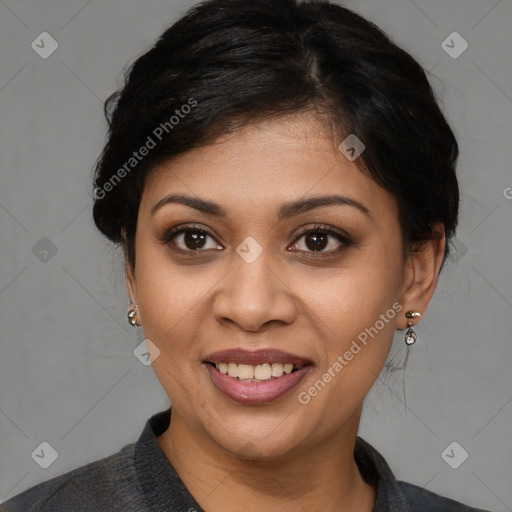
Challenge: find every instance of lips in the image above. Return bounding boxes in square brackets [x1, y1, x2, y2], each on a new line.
[204, 348, 313, 404]
[206, 348, 312, 367]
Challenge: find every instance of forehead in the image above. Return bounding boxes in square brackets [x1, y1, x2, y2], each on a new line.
[141, 114, 397, 221]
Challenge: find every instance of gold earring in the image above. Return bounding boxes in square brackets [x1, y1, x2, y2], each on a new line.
[404, 310, 421, 345]
[127, 304, 139, 327]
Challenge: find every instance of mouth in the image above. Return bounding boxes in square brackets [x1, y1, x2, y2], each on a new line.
[203, 349, 313, 404]
[206, 361, 305, 382]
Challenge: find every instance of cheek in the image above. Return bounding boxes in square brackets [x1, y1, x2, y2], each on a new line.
[301, 241, 403, 398]
[134, 228, 211, 313]
[297, 288, 400, 438]
[305, 241, 403, 337]
[309, 281, 399, 392]
[134, 256, 214, 408]
[137, 267, 214, 349]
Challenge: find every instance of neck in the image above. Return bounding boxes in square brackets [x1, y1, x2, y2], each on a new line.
[157, 407, 376, 512]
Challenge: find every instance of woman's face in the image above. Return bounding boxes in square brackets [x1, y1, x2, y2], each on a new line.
[127, 114, 416, 459]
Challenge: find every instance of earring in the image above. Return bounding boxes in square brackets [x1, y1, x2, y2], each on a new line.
[404, 310, 421, 345]
[127, 304, 139, 327]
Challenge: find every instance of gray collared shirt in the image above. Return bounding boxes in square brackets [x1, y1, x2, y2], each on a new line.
[1, 408, 492, 512]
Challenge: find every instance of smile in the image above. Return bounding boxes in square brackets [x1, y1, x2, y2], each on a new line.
[204, 349, 313, 404]
[213, 362, 303, 381]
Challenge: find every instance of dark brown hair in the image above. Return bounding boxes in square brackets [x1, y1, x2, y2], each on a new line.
[92, 0, 459, 269]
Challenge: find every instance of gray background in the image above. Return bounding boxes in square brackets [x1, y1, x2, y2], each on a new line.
[0, 0, 511, 510]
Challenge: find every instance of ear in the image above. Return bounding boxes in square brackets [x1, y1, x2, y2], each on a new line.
[121, 228, 138, 305]
[398, 223, 446, 329]
[125, 261, 138, 305]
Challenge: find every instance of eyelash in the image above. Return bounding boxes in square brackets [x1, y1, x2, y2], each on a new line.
[159, 223, 352, 257]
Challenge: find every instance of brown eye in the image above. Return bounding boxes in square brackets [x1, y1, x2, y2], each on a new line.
[289, 225, 352, 254]
[303, 231, 329, 251]
[181, 231, 208, 250]
[161, 225, 223, 252]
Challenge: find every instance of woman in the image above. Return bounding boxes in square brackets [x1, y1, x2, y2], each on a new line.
[1, 0, 493, 510]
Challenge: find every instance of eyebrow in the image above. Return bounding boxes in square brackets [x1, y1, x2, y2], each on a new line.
[151, 193, 371, 220]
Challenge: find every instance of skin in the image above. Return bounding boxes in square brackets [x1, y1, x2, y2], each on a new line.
[125, 113, 445, 512]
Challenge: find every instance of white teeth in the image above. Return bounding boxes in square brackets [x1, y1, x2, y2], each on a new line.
[283, 364, 294, 374]
[254, 364, 272, 380]
[227, 363, 238, 378]
[214, 362, 301, 381]
[238, 364, 254, 380]
[271, 363, 284, 377]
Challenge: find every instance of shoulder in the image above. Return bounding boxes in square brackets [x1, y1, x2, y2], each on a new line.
[398, 480, 493, 512]
[354, 436, 493, 512]
[0, 442, 147, 512]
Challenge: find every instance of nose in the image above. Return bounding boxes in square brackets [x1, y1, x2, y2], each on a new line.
[211, 248, 297, 332]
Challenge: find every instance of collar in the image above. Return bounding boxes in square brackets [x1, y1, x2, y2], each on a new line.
[134, 407, 412, 512]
